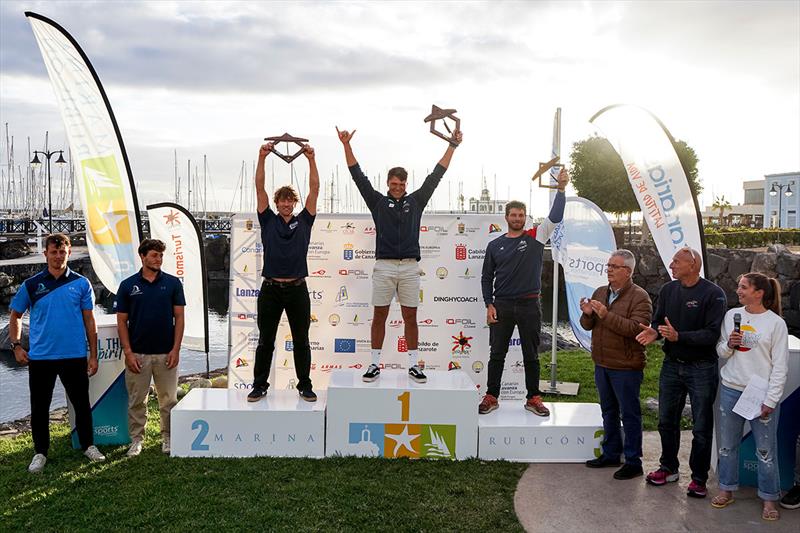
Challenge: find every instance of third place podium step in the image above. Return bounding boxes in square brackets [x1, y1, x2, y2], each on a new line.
[326, 369, 478, 459]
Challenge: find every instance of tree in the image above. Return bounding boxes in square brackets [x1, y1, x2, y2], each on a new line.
[711, 195, 732, 225]
[568, 136, 702, 216]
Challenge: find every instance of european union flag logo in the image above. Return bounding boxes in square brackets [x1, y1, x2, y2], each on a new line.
[335, 338, 356, 353]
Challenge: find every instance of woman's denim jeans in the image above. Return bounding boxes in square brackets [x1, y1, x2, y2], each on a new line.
[717, 385, 781, 501]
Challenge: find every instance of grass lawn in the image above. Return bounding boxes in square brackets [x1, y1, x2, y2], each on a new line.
[542, 343, 675, 431]
[1, 344, 672, 531]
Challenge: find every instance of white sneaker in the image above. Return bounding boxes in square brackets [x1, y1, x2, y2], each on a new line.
[126, 439, 143, 457]
[84, 445, 106, 462]
[162, 437, 171, 455]
[28, 453, 47, 473]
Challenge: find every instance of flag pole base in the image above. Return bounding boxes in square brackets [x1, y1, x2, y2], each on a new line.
[539, 380, 580, 396]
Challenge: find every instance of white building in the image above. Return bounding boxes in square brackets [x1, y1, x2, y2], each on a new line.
[764, 172, 799, 229]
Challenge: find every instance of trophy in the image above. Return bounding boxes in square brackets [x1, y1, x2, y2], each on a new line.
[532, 156, 563, 189]
[424, 105, 461, 147]
[264, 132, 309, 163]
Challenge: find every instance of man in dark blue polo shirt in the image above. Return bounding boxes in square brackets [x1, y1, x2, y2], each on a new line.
[116, 238, 186, 455]
[478, 168, 568, 417]
[9, 233, 106, 473]
[248, 141, 320, 402]
[336, 126, 462, 383]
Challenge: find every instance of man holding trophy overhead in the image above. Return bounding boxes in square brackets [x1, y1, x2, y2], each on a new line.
[336, 122, 462, 384]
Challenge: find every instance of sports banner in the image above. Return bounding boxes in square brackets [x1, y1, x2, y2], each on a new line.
[590, 105, 705, 277]
[69, 315, 129, 447]
[147, 203, 209, 353]
[27, 12, 142, 293]
[229, 213, 540, 400]
[551, 198, 617, 351]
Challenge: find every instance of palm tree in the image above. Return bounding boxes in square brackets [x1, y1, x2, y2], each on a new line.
[711, 195, 732, 226]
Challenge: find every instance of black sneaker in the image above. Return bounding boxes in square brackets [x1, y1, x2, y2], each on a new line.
[362, 364, 380, 382]
[408, 365, 427, 383]
[613, 464, 644, 480]
[585, 456, 622, 468]
[299, 389, 317, 402]
[247, 385, 267, 402]
[780, 484, 800, 510]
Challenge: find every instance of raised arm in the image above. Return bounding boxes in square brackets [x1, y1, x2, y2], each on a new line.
[437, 130, 462, 169]
[535, 167, 569, 242]
[336, 127, 358, 167]
[303, 144, 320, 216]
[256, 142, 273, 214]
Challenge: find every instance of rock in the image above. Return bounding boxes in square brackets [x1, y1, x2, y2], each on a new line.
[777, 252, 800, 279]
[211, 376, 228, 388]
[727, 256, 751, 280]
[0, 239, 30, 259]
[188, 378, 212, 390]
[645, 397, 659, 412]
[751, 252, 778, 278]
[0, 322, 29, 353]
[717, 275, 739, 305]
[177, 387, 188, 399]
[0, 272, 13, 289]
[638, 254, 663, 277]
[204, 236, 229, 272]
[706, 253, 727, 278]
[767, 244, 789, 254]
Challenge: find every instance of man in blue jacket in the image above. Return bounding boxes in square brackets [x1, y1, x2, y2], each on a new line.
[636, 247, 726, 498]
[478, 169, 568, 417]
[336, 126, 462, 383]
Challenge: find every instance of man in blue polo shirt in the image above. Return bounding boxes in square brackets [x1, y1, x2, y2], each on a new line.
[9, 233, 106, 473]
[116, 238, 186, 455]
[336, 126, 462, 384]
[247, 141, 320, 402]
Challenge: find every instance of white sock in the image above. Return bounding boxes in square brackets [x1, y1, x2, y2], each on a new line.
[408, 350, 418, 369]
[371, 349, 381, 367]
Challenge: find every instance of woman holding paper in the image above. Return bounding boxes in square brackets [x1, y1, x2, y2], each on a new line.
[712, 272, 788, 521]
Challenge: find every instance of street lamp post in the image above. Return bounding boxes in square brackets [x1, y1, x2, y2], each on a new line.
[30, 149, 67, 233]
[769, 180, 794, 228]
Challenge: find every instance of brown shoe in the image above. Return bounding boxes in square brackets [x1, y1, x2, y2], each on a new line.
[525, 395, 550, 416]
[478, 394, 499, 414]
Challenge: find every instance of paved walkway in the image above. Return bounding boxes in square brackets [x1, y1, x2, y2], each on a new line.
[514, 431, 799, 532]
[0, 246, 89, 266]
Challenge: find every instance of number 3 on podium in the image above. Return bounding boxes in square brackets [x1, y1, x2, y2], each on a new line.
[397, 391, 410, 422]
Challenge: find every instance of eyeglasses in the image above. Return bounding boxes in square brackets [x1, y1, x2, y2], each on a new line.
[606, 264, 630, 271]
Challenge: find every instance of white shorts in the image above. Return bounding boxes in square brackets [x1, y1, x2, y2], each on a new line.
[372, 259, 421, 308]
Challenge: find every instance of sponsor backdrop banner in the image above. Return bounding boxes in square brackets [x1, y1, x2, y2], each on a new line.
[27, 13, 142, 293]
[551, 198, 617, 351]
[147, 203, 209, 353]
[69, 315, 129, 447]
[591, 104, 704, 277]
[229, 213, 542, 400]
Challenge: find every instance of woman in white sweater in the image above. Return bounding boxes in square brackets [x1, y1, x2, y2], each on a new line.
[711, 272, 788, 521]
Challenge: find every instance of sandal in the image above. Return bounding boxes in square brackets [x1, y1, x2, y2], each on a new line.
[711, 494, 735, 508]
[762, 506, 780, 521]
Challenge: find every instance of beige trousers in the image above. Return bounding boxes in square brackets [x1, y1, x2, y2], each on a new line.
[125, 353, 178, 442]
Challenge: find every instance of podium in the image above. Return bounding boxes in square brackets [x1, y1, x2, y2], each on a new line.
[170, 388, 326, 458]
[325, 369, 478, 459]
[478, 402, 602, 462]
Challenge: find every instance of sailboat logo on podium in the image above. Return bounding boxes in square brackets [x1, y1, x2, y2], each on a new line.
[347, 423, 456, 458]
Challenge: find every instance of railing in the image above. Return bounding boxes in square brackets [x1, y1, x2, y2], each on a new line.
[0, 217, 232, 236]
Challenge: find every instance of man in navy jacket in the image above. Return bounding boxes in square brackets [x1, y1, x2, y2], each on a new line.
[336, 126, 462, 384]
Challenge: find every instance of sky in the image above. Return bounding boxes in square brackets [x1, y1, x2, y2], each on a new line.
[1, 0, 799, 218]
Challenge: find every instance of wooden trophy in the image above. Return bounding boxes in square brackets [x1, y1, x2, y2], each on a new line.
[264, 133, 310, 163]
[532, 156, 563, 189]
[424, 105, 461, 147]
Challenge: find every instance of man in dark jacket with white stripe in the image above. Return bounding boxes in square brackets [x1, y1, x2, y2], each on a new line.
[336, 126, 462, 384]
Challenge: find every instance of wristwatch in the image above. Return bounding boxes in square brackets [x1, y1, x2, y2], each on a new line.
[11, 341, 21, 350]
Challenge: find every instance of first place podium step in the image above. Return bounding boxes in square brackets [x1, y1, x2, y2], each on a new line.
[326, 369, 479, 460]
[171, 388, 326, 458]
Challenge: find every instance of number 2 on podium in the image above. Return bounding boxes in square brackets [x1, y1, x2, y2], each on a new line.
[397, 391, 410, 421]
